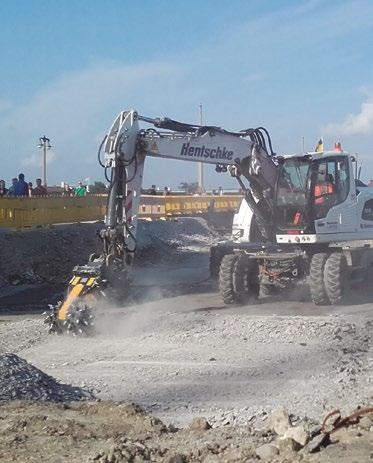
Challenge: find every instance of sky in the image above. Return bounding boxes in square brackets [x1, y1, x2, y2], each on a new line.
[1, 0, 373, 189]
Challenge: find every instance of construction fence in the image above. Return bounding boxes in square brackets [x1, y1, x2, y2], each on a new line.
[0, 194, 242, 229]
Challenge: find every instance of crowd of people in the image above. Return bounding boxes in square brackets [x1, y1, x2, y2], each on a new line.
[0, 174, 88, 198]
[0, 174, 47, 198]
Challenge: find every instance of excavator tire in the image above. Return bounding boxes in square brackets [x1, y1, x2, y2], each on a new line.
[309, 253, 330, 305]
[210, 245, 229, 278]
[260, 284, 278, 297]
[219, 254, 239, 304]
[234, 255, 259, 303]
[324, 252, 348, 305]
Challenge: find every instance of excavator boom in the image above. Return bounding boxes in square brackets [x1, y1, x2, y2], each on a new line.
[45, 109, 280, 334]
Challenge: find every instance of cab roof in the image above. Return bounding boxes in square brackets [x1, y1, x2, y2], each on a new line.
[282, 151, 351, 160]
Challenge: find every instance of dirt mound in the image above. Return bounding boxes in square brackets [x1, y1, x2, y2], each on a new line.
[0, 401, 371, 463]
[0, 224, 102, 288]
[0, 353, 92, 401]
[0, 218, 217, 289]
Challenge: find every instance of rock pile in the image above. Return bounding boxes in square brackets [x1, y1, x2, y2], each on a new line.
[0, 353, 92, 401]
[137, 217, 216, 250]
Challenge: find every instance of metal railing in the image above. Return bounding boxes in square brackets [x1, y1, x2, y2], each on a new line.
[0, 194, 242, 229]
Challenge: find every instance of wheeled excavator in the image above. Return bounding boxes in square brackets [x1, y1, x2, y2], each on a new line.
[45, 109, 373, 334]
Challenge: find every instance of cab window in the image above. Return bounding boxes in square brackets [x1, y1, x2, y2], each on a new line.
[313, 156, 350, 219]
[362, 199, 373, 221]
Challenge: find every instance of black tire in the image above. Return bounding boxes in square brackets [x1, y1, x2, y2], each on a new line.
[309, 253, 330, 305]
[219, 254, 239, 304]
[324, 252, 348, 305]
[260, 284, 278, 297]
[210, 245, 227, 278]
[234, 255, 260, 303]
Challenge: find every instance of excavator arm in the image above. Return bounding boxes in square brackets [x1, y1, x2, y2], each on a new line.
[45, 109, 280, 334]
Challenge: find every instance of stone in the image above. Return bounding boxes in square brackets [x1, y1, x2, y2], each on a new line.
[189, 417, 211, 431]
[168, 455, 186, 463]
[330, 427, 362, 444]
[283, 425, 309, 446]
[255, 443, 279, 460]
[277, 437, 301, 453]
[302, 433, 329, 453]
[267, 407, 291, 435]
[358, 415, 372, 431]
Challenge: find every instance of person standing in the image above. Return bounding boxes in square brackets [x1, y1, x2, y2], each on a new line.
[0, 180, 8, 197]
[7, 178, 18, 196]
[15, 173, 28, 196]
[62, 184, 72, 197]
[28, 182, 33, 197]
[33, 178, 47, 196]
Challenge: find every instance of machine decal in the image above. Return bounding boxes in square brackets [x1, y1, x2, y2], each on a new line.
[180, 143, 234, 161]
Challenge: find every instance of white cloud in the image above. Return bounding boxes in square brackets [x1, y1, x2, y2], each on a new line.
[324, 98, 373, 135]
[0, 61, 179, 183]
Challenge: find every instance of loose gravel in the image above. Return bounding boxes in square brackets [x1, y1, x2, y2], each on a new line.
[0, 353, 92, 401]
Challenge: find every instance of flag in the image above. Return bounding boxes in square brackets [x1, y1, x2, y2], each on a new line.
[315, 138, 324, 153]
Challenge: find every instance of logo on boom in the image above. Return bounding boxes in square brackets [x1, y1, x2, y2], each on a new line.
[180, 143, 234, 161]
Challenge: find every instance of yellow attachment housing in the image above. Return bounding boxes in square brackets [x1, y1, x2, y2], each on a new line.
[57, 283, 85, 321]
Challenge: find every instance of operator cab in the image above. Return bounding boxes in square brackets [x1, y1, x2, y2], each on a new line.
[274, 151, 352, 233]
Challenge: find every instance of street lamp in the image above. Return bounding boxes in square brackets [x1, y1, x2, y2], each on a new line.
[37, 136, 51, 187]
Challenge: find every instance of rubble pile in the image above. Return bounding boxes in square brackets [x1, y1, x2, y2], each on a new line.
[0, 353, 91, 401]
[137, 217, 217, 249]
[0, 224, 101, 287]
[0, 218, 217, 288]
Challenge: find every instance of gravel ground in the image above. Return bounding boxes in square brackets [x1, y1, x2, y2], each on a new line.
[0, 284, 371, 428]
[0, 218, 371, 461]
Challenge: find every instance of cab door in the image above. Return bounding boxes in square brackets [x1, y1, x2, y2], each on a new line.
[313, 156, 357, 235]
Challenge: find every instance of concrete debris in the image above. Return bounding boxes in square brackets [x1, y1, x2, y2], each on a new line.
[267, 407, 291, 435]
[255, 443, 279, 460]
[277, 437, 301, 453]
[358, 415, 373, 431]
[188, 416, 211, 431]
[0, 353, 92, 401]
[282, 424, 309, 446]
[302, 432, 330, 453]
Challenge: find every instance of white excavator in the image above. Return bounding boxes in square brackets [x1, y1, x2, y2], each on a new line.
[45, 109, 373, 334]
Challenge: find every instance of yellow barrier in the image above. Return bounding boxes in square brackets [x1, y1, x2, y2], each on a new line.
[164, 195, 242, 215]
[0, 196, 107, 229]
[0, 194, 242, 229]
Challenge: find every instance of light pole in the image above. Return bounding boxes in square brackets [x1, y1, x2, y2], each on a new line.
[38, 136, 51, 187]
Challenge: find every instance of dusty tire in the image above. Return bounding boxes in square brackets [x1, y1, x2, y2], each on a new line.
[219, 254, 239, 304]
[234, 255, 259, 303]
[210, 246, 227, 278]
[309, 253, 330, 305]
[324, 252, 348, 305]
[260, 284, 278, 297]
